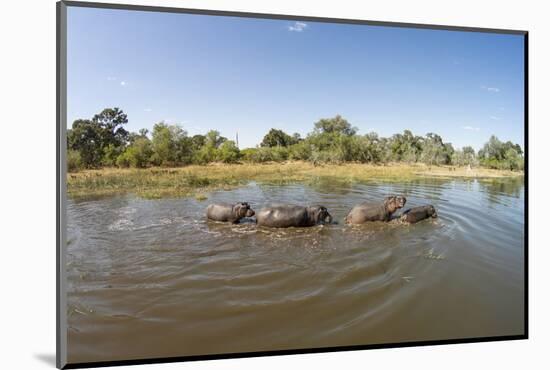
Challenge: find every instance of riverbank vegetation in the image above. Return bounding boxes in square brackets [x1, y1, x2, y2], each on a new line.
[67, 108, 525, 174]
[67, 162, 523, 199]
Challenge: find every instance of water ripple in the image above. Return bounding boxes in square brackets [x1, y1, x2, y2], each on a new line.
[66, 178, 525, 363]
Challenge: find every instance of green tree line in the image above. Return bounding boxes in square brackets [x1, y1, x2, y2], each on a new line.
[67, 108, 524, 172]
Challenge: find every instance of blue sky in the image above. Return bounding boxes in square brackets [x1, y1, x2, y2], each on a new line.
[67, 7, 525, 150]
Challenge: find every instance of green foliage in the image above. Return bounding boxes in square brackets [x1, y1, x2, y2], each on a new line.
[205, 130, 227, 148]
[239, 147, 289, 163]
[191, 131, 232, 164]
[92, 107, 129, 148]
[67, 110, 524, 172]
[151, 122, 192, 166]
[217, 140, 241, 163]
[452, 146, 478, 167]
[194, 145, 217, 164]
[288, 141, 312, 161]
[419, 133, 453, 165]
[313, 115, 357, 136]
[191, 135, 206, 151]
[67, 107, 129, 168]
[478, 135, 524, 170]
[388, 130, 424, 162]
[102, 144, 124, 166]
[239, 148, 259, 162]
[67, 120, 103, 168]
[116, 137, 153, 168]
[261, 129, 300, 147]
[67, 149, 82, 172]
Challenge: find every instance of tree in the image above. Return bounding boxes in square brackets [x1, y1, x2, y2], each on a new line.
[504, 147, 524, 170]
[102, 143, 124, 166]
[67, 119, 103, 167]
[313, 115, 357, 136]
[217, 140, 241, 163]
[288, 141, 312, 161]
[205, 130, 227, 148]
[478, 136, 523, 170]
[117, 137, 153, 168]
[92, 107, 130, 148]
[353, 132, 384, 163]
[127, 128, 149, 145]
[452, 146, 478, 167]
[151, 122, 191, 165]
[191, 135, 206, 150]
[420, 133, 451, 165]
[67, 108, 130, 168]
[261, 129, 296, 147]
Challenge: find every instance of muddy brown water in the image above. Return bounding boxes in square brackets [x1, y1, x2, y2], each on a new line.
[66, 178, 525, 363]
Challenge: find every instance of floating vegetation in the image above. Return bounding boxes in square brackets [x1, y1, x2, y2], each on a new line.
[68, 304, 94, 317]
[402, 276, 414, 282]
[423, 248, 445, 260]
[194, 193, 208, 201]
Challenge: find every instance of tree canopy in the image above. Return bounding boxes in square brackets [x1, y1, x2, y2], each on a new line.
[67, 109, 524, 172]
[313, 115, 357, 136]
[261, 129, 300, 147]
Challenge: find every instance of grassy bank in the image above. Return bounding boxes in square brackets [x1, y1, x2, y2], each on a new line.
[67, 162, 523, 199]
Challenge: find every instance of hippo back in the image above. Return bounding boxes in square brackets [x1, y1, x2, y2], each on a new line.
[257, 205, 310, 228]
[346, 201, 388, 223]
[206, 203, 234, 222]
[401, 205, 437, 224]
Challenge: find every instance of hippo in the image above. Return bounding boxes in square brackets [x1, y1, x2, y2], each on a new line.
[256, 204, 333, 228]
[400, 205, 437, 224]
[345, 195, 407, 224]
[206, 202, 255, 223]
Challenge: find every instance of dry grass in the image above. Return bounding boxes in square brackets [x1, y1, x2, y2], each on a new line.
[67, 162, 523, 199]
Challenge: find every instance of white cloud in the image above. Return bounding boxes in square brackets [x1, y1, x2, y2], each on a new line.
[490, 116, 500, 120]
[144, 108, 152, 112]
[481, 85, 500, 92]
[120, 81, 126, 86]
[462, 126, 480, 131]
[107, 76, 117, 81]
[288, 22, 307, 32]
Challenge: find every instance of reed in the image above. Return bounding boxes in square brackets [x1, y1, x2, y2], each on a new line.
[67, 162, 523, 199]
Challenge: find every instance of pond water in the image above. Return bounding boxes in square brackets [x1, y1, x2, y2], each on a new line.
[66, 178, 525, 363]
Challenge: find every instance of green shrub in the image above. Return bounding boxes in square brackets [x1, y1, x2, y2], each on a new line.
[102, 144, 124, 166]
[67, 149, 82, 172]
[116, 138, 153, 168]
[288, 142, 312, 161]
[193, 145, 217, 164]
[240, 148, 259, 162]
[217, 141, 240, 163]
[243, 147, 289, 163]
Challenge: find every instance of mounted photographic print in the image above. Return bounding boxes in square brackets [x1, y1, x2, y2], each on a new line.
[56, 1, 528, 368]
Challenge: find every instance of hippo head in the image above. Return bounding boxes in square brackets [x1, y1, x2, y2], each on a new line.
[384, 195, 407, 214]
[233, 202, 255, 219]
[427, 205, 438, 218]
[311, 206, 333, 224]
